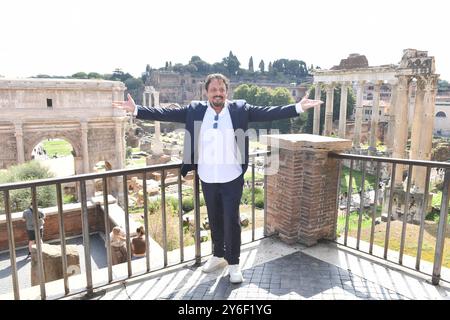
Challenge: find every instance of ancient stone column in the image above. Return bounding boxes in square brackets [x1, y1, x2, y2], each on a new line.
[114, 118, 126, 170]
[142, 92, 147, 107]
[264, 134, 352, 246]
[323, 84, 334, 136]
[14, 121, 25, 164]
[353, 81, 365, 148]
[369, 81, 382, 154]
[338, 82, 349, 138]
[392, 75, 410, 186]
[385, 83, 398, 152]
[410, 77, 425, 160]
[151, 90, 163, 155]
[313, 83, 321, 135]
[80, 121, 90, 173]
[113, 117, 127, 204]
[419, 75, 438, 161]
[80, 120, 95, 198]
[411, 75, 438, 191]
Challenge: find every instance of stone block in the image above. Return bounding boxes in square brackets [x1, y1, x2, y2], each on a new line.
[31, 243, 80, 286]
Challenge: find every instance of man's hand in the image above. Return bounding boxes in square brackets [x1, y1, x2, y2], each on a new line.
[299, 93, 324, 111]
[112, 93, 136, 113]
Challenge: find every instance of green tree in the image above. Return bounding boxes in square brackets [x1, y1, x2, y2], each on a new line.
[233, 84, 294, 133]
[255, 87, 272, 106]
[124, 78, 144, 105]
[248, 56, 254, 72]
[269, 87, 294, 133]
[233, 83, 251, 101]
[0, 161, 56, 213]
[108, 68, 133, 82]
[189, 56, 211, 74]
[271, 87, 293, 105]
[87, 72, 103, 79]
[438, 79, 450, 93]
[259, 59, 265, 73]
[71, 72, 88, 79]
[212, 62, 227, 74]
[222, 51, 241, 76]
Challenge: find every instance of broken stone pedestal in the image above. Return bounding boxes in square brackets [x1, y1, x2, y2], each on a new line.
[31, 243, 80, 286]
[382, 187, 433, 224]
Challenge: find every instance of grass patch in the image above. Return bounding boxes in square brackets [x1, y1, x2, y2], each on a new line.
[340, 166, 376, 194]
[126, 157, 147, 168]
[42, 139, 73, 157]
[339, 209, 450, 268]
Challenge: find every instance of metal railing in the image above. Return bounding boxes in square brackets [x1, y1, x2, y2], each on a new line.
[330, 152, 450, 285]
[0, 152, 269, 300]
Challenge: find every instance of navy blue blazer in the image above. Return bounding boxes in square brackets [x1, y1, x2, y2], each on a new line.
[136, 100, 298, 177]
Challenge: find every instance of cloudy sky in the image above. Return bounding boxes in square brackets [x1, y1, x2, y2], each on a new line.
[1, 0, 449, 80]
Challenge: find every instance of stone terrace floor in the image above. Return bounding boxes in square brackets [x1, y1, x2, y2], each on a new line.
[63, 237, 450, 301]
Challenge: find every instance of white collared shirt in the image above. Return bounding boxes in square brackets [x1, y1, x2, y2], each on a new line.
[197, 101, 243, 183]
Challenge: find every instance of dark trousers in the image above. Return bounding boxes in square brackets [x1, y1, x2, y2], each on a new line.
[201, 175, 244, 265]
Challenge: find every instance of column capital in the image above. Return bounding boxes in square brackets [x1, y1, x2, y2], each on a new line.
[424, 74, 439, 92]
[416, 76, 427, 91]
[325, 83, 335, 92]
[80, 120, 89, 131]
[13, 120, 23, 127]
[356, 80, 366, 87]
[395, 75, 411, 91]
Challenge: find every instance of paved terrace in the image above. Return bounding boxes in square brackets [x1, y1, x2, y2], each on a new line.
[63, 236, 450, 300]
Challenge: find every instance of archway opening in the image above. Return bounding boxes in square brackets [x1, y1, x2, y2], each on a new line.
[31, 138, 77, 203]
[31, 138, 75, 177]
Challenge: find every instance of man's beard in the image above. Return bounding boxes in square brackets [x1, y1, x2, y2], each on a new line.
[212, 101, 225, 108]
[211, 96, 225, 108]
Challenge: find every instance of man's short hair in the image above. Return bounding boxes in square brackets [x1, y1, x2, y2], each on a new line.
[205, 73, 229, 91]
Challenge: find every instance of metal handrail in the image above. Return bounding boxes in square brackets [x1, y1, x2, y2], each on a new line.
[0, 151, 270, 299]
[331, 151, 450, 285]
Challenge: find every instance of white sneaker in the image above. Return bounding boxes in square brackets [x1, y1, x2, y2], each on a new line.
[228, 264, 243, 284]
[202, 256, 227, 273]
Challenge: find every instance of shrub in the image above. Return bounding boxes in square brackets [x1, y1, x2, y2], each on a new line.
[166, 196, 179, 213]
[255, 194, 265, 209]
[0, 161, 56, 213]
[241, 187, 263, 206]
[182, 196, 194, 213]
[147, 198, 160, 215]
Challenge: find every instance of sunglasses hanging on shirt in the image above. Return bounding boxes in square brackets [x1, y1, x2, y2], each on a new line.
[213, 114, 219, 129]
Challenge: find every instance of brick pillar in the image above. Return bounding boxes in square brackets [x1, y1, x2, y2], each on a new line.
[264, 134, 352, 246]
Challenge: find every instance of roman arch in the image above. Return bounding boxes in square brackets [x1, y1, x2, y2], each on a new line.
[0, 78, 128, 196]
[312, 49, 439, 192]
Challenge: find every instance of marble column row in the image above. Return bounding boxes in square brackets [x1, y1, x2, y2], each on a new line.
[313, 81, 391, 153]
